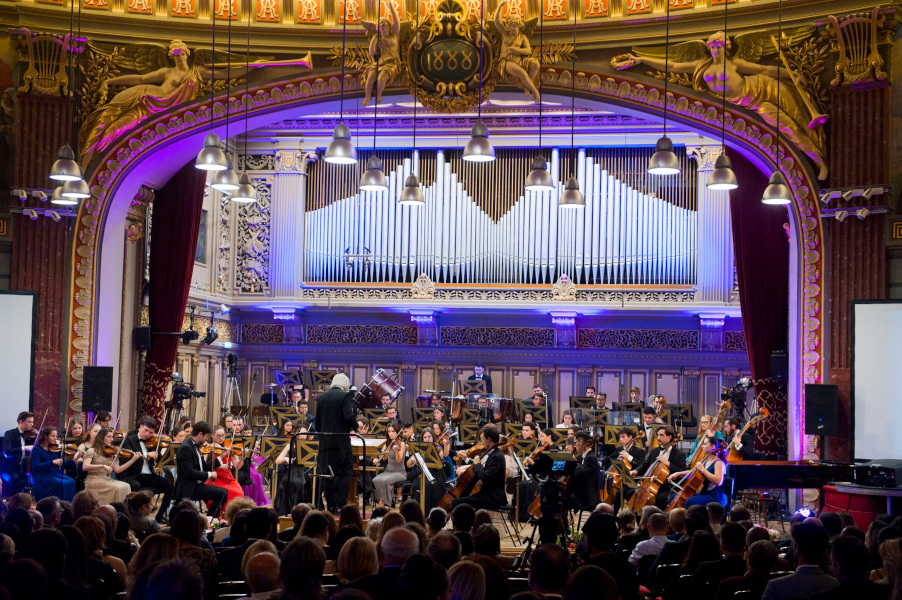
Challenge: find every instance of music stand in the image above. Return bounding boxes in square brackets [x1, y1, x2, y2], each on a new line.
[411, 408, 435, 425]
[370, 420, 387, 436]
[460, 407, 479, 424]
[609, 459, 638, 512]
[548, 428, 570, 445]
[156, 443, 180, 470]
[408, 442, 445, 512]
[513, 439, 537, 458]
[504, 423, 522, 440]
[614, 402, 643, 413]
[362, 409, 384, 422]
[520, 405, 549, 426]
[461, 381, 487, 395]
[310, 370, 337, 391]
[582, 409, 609, 430]
[569, 396, 595, 409]
[460, 423, 480, 444]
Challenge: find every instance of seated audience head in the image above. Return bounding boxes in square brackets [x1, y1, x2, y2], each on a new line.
[281, 536, 327, 599]
[668, 507, 687, 534]
[223, 497, 257, 526]
[300, 510, 332, 546]
[729, 505, 751, 523]
[0, 534, 13, 568]
[291, 503, 313, 528]
[382, 526, 421, 567]
[473, 524, 501, 557]
[647, 513, 668, 536]
[449, 560, 486, 600]
[720, 522, 747, 556]
[685, 505, 711, 535]
[617, 510, 637, 535]
[366, 518, 382, 542]
[428, 531, 463, 568]
[73, 515, 107, 556]
[747, 539, 778, 573]
[529, 543, 571, 595]
[639, 505, 662, 529]
[128, 533, 179, 583]
[582, 513, 620, 553]
[0, 558, 48, 599]
[399, 554, 449, 600]
[22, 527, 66, 580]
[683, 531, 721, 569]
[707, 502, 725, 526]
[339, 503, 364, 531]
[7, 492, 34, 511]
[563, 565, 619, 600]
[35, 497, 62, 528]
[841, 526, 866, 541]
[245, 507, 276, 540]
[171, 509, 205, 546]
[245, 551, 281, 594]
[146, 558, 203, 600]
[594, 503, 614, 515]
[818, 511, 843, 538]
[6, 508, 33, 541]
[830, 535, 869, 580]
[792, 521, 831, 566]
[427, 507, 448, 534]
[473, 509, 493, 533]
[338, 536, 379, 583]
[452, 503, 476, 533]
[240, 539, 278, 579]
[400, 499, 426, 527]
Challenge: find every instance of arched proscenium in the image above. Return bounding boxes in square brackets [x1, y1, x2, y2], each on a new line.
[67, 68, 823, 458]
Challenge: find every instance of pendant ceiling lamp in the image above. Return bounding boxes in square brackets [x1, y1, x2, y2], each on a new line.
[212, 12, 240, 192]
[525, 6, 553, 192]
[196, 7, 228, 171]
[325, 2, 357, 164]
[50, 0, 85, 189]
[761, 0, 791, 205]
[647, 0, 680, 176]
[706, 1, 737, 191]
[360, 0, 389, 192]
[559, 0, 583, 209]
[463, 0, 495, 162]
[399, 53, 424, 205]
[51, 183, 77, 206]
[232, 5, 257, 203]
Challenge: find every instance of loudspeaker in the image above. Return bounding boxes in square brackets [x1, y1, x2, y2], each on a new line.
[805, 384, 838, 436]
[133, 326, 151, 351]
[83, 366, 114, 413]
[770, 351, 788, 382]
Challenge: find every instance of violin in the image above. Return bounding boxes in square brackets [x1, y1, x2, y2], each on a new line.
[199, 443, 228, 456]
[103, 446, 144, 460]
[146, 435, 172, 449]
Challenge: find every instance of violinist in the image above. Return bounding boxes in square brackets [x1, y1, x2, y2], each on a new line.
[452, 425, 506, 510]
[520, 423, 536, 441]
[83, 427, 142, 504]
[666, 436, 728, 508]
[567, 430, 600, 512]
[32, 426, 77, 502]
[208, 426, 246, 507]
[430, 421, 452, 461]
[1, 411, 35, 495]
[67, 418, 85, 438]
[173, 421, 228, 519]
[279, 419, 295, 438]
[95, 410, 112, 429]
[372, 421, 407, 508]
[628, 425, 685, 510]
[119, 416, 174, 524]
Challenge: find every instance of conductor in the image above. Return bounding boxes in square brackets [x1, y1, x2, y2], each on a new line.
[314, 373, 359, 512]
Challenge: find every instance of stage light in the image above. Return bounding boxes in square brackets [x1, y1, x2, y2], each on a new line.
[50, 211, 61, 222]
[202, 327, 218, 345]
[25, 208, 38, 220]
[14, 189, 26, 201]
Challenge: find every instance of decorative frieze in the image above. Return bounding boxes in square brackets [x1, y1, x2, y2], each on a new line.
[724, 331, 747, 352]
[578, 328, 699, 350]
[306, 325, 418, 345]
[299, 286, 695, 304]
[440, 327, 555, 347]
[236, 179, 272, 293]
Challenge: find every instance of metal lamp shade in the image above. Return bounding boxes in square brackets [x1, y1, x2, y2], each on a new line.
[50, 185, 77, 206]
[360, 155, 389, 192]
[61, 178, 91, 199]
[195, 132, 228, 171]
[49, 144, 83, 182]
[706, 153, 738, 191]
[324, 123, 358, 164]
[647, 136, 681, 175]
[462, 121, 496, 162]
[525, 154, 554, 191]
[559, 176, 585, 208]
[211, 167, 240, 193]
[761, 170, 792, 205]
[399, 174, 425, 205]
[231, 172, 258, 203]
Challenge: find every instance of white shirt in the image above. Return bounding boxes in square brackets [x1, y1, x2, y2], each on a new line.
[139, 440, 153, 475]
[628, 534, 669, 567]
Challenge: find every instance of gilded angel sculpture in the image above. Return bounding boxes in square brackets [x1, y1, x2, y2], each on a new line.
[79, 40, 312, 165]
[361, 1, 402, 107]
[494, 0, 540, 102]
[611, 29, 828, 179]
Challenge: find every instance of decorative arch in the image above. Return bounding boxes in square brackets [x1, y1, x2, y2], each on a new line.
[66, 67, 823, 458]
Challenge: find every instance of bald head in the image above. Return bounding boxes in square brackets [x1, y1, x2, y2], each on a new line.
[595, 503, 614, 515]
[245, 552, 281, 593]
[381, 526, 420, 567]
[94, 505, 117, 524]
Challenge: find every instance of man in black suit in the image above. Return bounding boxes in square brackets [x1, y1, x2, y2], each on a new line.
[467, 364, 493, 394]
[452, 425, 506, 509]
[724, 416, 756, 460]
[173, 421, 227, 519]
[1, 411, 34, 496]
[685, 521, 749, 600]
[568, 430, 600, 512]
[120, 416, 173, 524]
[314, 373, 359, 512]
[583, 512, 639, 600]
[628, 425, 685, 510]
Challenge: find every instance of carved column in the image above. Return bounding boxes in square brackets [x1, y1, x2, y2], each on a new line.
[688, 146, 734, 304]
[270, 148, 316, 298]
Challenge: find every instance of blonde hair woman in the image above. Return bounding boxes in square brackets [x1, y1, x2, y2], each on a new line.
[337, 536, 378, 584]
[449, 560, 486, 600]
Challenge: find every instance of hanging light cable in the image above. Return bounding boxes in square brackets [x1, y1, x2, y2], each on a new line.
[196, 4, 228, 171]
[525, 3, 553, 191]
[707, 0, 738, 191]
[762, 0, 791, 205]
[212, 7, 240, 192]
[50, 0, 83, 185]
[232, 5, 257, 202]
[60, 0, 91, 200]
[325, 0, 357, 164]
[463, 0, 495, 162]
[559, 0, 583, 208]
[360, 0, 389, 192]
[400, 44, 424, 206]
[647, 0, 680, 175]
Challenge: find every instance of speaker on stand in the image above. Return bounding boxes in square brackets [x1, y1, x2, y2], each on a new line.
[805, 383, 839, 460]
[83, 366, 114, 414]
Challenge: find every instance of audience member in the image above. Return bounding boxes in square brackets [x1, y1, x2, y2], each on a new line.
[529, 543, 570, 597]
[242, 552, 282, 600]
[762, 522, 837, 600]
[684, 521, 749, 597]
[810, 536, 887, 600]
[716, 539, 779, 600]
[145, 558, 203, 600]
[473, 523, 515, 570]
[240, 539, 278, 580]
[351, 526, 420, 600]
[427, 507, 448, 539]
[337, 536, 379, 584]
[451, 504, 476, 555]
[278, 536, 327, 600]
[581, 512, 637, 600]
[279, 503, 313, 542]
[563, 565, 619, 600]
[449, 560, 486, 600]
[628, 512, 669, 567]
[398, 554, 449, 600]
[399, 500, 426, 527]
[428, 531, 463, 568]
[127, 533, 179, 589]
[707, 502, 725, 535]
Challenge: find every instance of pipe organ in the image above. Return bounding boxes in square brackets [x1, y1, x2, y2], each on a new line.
[304, 147, 698, 286]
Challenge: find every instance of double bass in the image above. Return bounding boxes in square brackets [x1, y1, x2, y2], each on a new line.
[627, 434, 682, 511]
[601, 430, 645, 504]
[726, 407, 769, 463]
[686, 400, 731, 468]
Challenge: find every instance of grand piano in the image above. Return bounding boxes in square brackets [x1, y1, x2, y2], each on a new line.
[730, 460, 855, 491]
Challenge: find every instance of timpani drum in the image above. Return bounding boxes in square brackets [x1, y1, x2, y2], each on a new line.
[354, 369, 404, 409]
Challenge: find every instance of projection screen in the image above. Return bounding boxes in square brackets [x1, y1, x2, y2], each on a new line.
[852, 300, 902, 461]
[0, 292, 37, 424]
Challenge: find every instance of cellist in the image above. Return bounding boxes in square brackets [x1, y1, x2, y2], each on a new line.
[627, 425, 685, 510]
[666, 436, 728, 508]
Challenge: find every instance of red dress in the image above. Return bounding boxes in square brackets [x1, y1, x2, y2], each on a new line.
[210, 455, 244, 508]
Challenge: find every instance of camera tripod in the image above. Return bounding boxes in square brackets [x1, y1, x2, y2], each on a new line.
[222, 372, 245, 418]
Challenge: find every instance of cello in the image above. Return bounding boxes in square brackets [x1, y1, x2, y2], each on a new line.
[439, 436, 514, 510]
[602, 430, 645, 504]
[686, 400, 731, 468]
[627, 433, 682, 511]
[726, 407, 769, 463]
[666, 437, 728, 510]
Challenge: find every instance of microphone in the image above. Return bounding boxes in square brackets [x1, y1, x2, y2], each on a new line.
[253, 371, 258, 380]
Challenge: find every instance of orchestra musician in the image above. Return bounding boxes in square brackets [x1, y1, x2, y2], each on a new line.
[667, 437, 728, 508]
[119, 416, 174, 524]
[724, 416, 756, 460]
[95, 411, 113, 429]
[628, 425, 685, 510]
[468, 364, 493, 394]
[383, 406, 399, 421]
[629, 387, 642, 404]
[380, 392, 393, 410]
[83, 427, 143, 504]
[208, 426, 246, 507]
[593, 393, 609, 410]
[31, 426, 77, 502]
[274, 425, 311, 514]
[530, 386, 547, 406]
[520, 423, 536, 440]
[601, 427, 646, 506]
[687, 415, 725, 462]
[373, 421, 407, 508]
[640, 408, 658, 444]
[314, 373, 359, 513]
[453, 425, 506, 510]
[557, 410, 577, 429]
[567, 431, 600, 512]
[585, 386, 596, 397]
[1, 411, 35, 495]
[173, 421, 228, 519]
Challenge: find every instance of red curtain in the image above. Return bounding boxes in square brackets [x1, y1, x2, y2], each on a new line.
[140, 161, 206, 421]
[729, 152, 790, 459]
